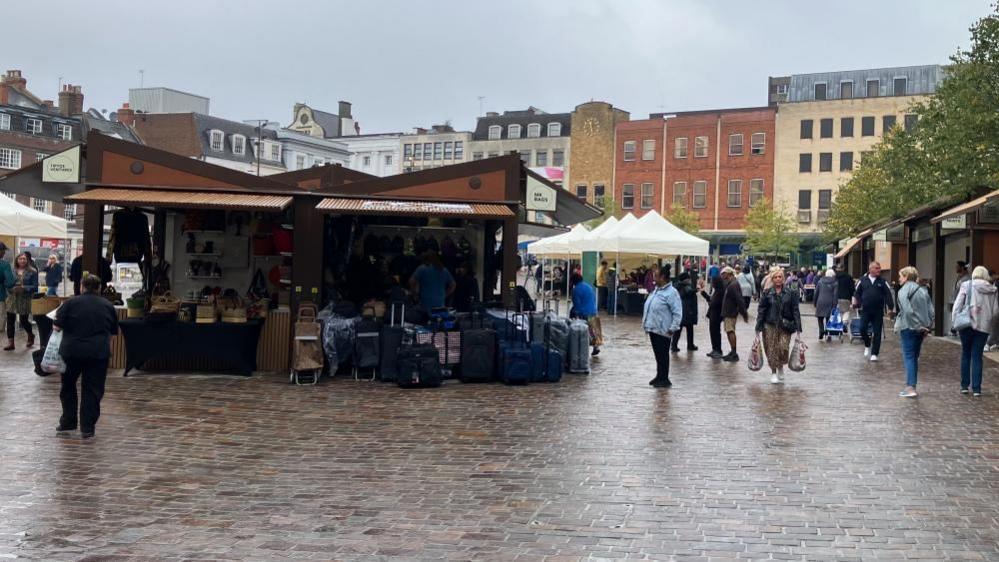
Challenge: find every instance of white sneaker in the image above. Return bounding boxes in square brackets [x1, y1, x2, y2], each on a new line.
[771, 374, 780, 384]
[864, 347, 871, 358]
[870, 355, 879, 362]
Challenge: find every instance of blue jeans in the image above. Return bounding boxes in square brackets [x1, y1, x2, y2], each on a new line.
[46, 286, 58, 296]
[899, 329, 924, 387]
[959, 328, 989, 392]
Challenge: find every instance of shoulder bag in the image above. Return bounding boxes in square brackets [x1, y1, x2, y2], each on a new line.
[952, 281, 974, 332]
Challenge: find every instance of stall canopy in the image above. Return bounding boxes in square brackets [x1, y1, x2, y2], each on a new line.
[575, 213, 638, 253]
[316, 197, 514, 218]
[66, 187, 294, 211]
[931, 189, 999, 223]
[833, 227, 873, 259]
[0, 193, 68, 239]
[529, 223, 589, 256]
[611, 210, 710, 256]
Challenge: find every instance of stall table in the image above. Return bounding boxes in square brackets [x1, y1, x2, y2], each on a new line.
[119, 319, 264, 376]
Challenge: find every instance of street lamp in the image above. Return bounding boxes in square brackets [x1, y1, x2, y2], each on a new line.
[247, 119, 269, 176]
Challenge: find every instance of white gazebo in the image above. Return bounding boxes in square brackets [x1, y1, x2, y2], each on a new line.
[0, 193, 67, 239]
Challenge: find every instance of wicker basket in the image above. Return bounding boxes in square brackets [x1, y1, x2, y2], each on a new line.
[149, 292, 180, 314]
[220, 295, 247, 324]
[30, 296, 61, 316]
[196, 302, 217, 324]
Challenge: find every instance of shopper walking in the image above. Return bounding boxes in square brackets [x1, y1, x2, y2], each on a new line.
[755, 268, 802, 384]
[0, 243, 13, 327]
[720, 267, 748, 362]
[700, 274, 725, 358]
[570, 274, 602, 356]
[854, 261, 894, 362]
[953, 266, 998, 396]
[670, 272, 699, 353]
[42, 254, 63, 296]
[814, 268, 838, 340]
[894, 267, 934, 398]
[835, 265, 856, 326]
[54, 275, 119, 439]
[642, 265, 682, 388]
[4, 252, 37, 351]
[736, 265, 756, 309]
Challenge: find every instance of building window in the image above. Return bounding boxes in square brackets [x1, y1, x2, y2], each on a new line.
[472, 152, 483, 160]
[800, 119, 813, 139]
[57, 124, 72, 140]
[575, 184, 587, 200]
[0, 113, 9, 130]
[819, 152, 833, 172]
[694, 136, 708, 157]
[535, 150, 547, 166]
[547, 122, 561, 137]
[526, 123, 541, 138]
[552, 149, 564, 167]
[749, 179, 764, 207]
[433, 142, 443, 160]
[867, 79, 880, 97]
[313, 156, 325, 166]
[893, 77, 907, 96]
[594, 184, 605, 208]
[840, 81, 854, 99]
[776, 83, 788, 96]
[488, 125, 501, 140]
[904, 114, 919, 132]
[883, 115, 897, 132]
[861, 116, 875, 136]
[0, 148, 22, 170]
[818, 189, 832, 210]
[751, 133, 765, 155]
[507, 124, 521, 139]
[454, 141, 463, 160]
[727, 180, 742, 207]
[621, 184, 635, 209]
[641, 183, 654, 209]
[841, 117, 854, 138]
[814, 82, 827, 100]
[414, 143, 423, 160]
[208, 129, 224, 151]
[384, 154, 393, 166]
[25, 117, 42, 134]
[422, 143, 432, 159]
[674, 137, 688, 159]
[798, 190, 812, 209]
[362, 155, 371, 166]
[269, 143, 280, 161]
[296, 154, 306, 170]
[693, 181, 707, 208]
[404, 144, 413, 158]
[232, 135, 246, 155]
[642, 139, 656, 160]
[31, 198, 47, 213]
[728, 134, 743, 156]
[64, 203, 76, 221]
[820, 118, 833, 138]
[623, 141, 636, 161]
[840, 151, 854, 171]
[673, 181, 687, 207]
[487, 152, 499, 158]
[444, 142, 453, 159]
[36, 152, 47, 162]
[799, 153, 812, 173]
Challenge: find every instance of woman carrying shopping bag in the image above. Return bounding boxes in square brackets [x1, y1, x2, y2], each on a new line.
[755, 267, 802, 384]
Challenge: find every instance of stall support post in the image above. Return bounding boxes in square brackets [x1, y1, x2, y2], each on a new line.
[82, 203, 104, 278]
[933, 222, 945, 336]
[291, 196, 323, 321]
[501, 217, 518, 309]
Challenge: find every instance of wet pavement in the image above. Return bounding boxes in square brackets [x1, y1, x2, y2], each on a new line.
[1, 305, 998, 561]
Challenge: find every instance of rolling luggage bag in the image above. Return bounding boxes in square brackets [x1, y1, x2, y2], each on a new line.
[459, 312, 497, 383]
[531, 311, 570, 360]
[379, 302, 411, 382]
[353, 307, 381, 380]
[849, 318, 866, 344]
[567, 319, 591, 374]
[396, 345, 442, 388]
[500, 312, 532, 385]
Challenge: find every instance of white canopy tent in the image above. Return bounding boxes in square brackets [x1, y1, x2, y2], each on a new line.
[529, 223, 589, 256]
[574, 213, 637, 253]
[611, 210, 709, 256]
[0, 193, 67, 239]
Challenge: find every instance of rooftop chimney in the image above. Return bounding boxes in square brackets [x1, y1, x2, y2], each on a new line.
[486, 111, 499, 117]
[0, 70, 27, 105]
[338, 100, 352, 119]
[116, 102, 135, 127]
[58, 84, 84, 117]
[42, 100, 55, 111]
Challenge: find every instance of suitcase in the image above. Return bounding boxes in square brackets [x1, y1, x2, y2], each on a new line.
[379, 302, 411, 382]
[396, 345, 442, 388]
[849, 318, 866, 344]
[353, 308, 381, 380]
[567, 319, 591, 374]
[500, 312, 532, 385]
[459, 312, 497, 383]
[531, 315, 563, 382]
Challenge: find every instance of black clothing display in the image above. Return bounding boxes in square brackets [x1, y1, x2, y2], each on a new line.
[118, 319, 263, 376]
[106, 209, 153, 265]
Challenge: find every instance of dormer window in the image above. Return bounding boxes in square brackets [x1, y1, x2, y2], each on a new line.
[547, 122, 561, 137]
[526, 123, 541, 138]
[25, 118, 42, 135]
[231, 134, 246, 155]
[488, 125, 501, 140]
[57, 124, 72, 140]
[269, 142, 281, 161]
[507, 124, 521, 139]
[209, 129, 224, 151]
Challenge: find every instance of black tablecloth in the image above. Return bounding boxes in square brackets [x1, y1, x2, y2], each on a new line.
[616, 290, 647, 316]
[119, 319, 264, 376]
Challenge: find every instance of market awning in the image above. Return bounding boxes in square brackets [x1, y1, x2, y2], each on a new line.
[66, 188, 293, 211]
[931, 189, 999, 224]
[833, 227, 873, 259]
[316, 197, 515, 218]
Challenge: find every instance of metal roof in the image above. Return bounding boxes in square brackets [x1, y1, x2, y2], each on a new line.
[67, 188, 293, 211]
[316, 198, 514, 218]
[931, 190, 999, 224]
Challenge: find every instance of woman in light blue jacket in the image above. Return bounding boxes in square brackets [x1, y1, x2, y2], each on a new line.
[642, 265, 683, 388]
[894, 267, 934, 398]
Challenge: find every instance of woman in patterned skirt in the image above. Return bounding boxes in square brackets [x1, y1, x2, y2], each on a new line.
[5, 252, 38, 351]
[755, 267, 801, 384]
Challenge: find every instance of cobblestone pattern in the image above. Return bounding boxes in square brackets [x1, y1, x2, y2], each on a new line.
[0, 308, 997, 561]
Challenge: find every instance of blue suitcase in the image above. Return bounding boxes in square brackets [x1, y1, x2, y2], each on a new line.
[500, 312, 532, 385]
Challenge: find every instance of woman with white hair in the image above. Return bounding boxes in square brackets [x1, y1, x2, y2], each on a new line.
[813, 268, 838, 341]
[952, 265, 998, 396]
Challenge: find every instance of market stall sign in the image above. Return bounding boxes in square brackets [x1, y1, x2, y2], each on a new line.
[362, 200, 474, 214]
[526, 176, 557, 212]
[942, 215, 967, 230]
[42, 145, 81, 183]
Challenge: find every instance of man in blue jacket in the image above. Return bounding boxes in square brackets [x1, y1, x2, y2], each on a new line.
[854, 261, 895, 362]
[570, 274, 600, 356]
[642, 265, 683, 388]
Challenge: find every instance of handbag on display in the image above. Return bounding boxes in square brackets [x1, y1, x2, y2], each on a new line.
[102, 285, 123, 305]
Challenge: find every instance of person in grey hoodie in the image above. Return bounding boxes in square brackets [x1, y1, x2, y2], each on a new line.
[894, 267, 934, 398]
[952, 266, 998, 396]
[813, 269, 839, 341]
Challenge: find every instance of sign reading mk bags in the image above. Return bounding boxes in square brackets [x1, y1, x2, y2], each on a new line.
[526, 176, 557, 212]
[42, 145, 81, 184]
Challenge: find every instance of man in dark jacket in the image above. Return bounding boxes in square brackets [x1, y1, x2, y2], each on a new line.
[854, 261, 894, 362]
[719, 267, 749, 362]
[671, 272, 699, 353]
[54, 274, 119, 439]
[700, 274, 726, 358]
[835, 265, 856, 325]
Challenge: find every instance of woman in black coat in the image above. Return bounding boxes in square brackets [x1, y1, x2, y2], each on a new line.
[671, 272, 699, 352]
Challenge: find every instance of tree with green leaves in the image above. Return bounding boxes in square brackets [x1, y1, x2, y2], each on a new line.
[664, 204, 701, 234]
[743, 199, 799, 259]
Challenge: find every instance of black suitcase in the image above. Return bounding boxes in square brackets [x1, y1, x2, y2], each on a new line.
[379, 302, 409, 382]
[459, 313, 497, 383]
[353, 309, 381, 380]
[396, 345, 442, 388]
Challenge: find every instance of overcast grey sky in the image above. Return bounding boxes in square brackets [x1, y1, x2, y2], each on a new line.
[5, 0, 991, 133]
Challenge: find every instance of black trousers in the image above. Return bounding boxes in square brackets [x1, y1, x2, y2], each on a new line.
[817, 316, 828, 338]
[598, 286, 608, 310]
[649, 332, 671, 381]
[671, 324, 696, 350]
[708, 315, 723, 352]
[60, 357, 109, 431]
[6, 312, 33, 339]
[860, 311, 884, 355]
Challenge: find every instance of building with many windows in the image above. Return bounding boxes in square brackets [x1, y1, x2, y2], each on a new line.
[772, 65, 942, 241]
[468, 107, 571, 184]
[401, 124, 472, 172]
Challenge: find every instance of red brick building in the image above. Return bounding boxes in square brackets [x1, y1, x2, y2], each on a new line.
[614, 106, 776, 239]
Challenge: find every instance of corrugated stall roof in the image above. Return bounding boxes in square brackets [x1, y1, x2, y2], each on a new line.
[316, 198, 514, 218]
[67, 188, 293, 211]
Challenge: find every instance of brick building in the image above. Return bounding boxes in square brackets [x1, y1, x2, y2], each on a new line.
[568, 101, 629, 208]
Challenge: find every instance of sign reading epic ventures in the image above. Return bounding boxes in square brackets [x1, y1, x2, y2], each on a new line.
[42, 145, 81, 184]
